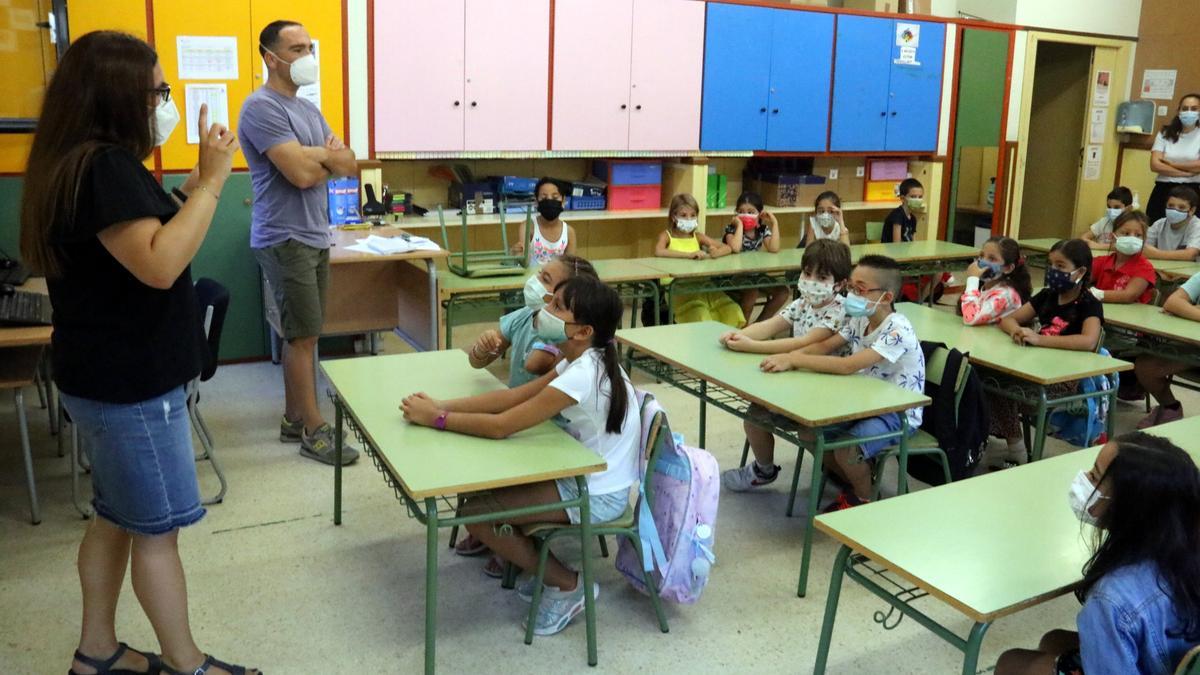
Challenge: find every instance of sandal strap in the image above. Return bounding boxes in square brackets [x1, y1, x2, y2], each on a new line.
[188, 655, 248, 675]
[73, 643, 128, 671]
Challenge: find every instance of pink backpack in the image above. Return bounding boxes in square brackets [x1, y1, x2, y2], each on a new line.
[616, 391, 720, 604]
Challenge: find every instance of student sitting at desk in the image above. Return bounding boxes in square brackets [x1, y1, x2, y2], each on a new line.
[725, 191, 788, 324]
[513, 177, 576, 264]
[1134, 271, 1200, 429]
[1081, 186, 1134, 249]
[719, 240, 852, 491]
[1144, 186, 1200, 262]
[884, 178, 923, 244]
[757, 255, 925, 511]
[990, 239, 1103, 469]
[1088, 211, 1157, 305]
[958, 235, 1032, 326]
[802, 191, 851, 247]
[996, 431, 1200, 675]
[655, 192, 743, 327]
[402, 276, 638, 637]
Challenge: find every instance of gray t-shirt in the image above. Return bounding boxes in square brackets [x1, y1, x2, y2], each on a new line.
[1147, 215, 1200, 259]
[238, 86, 333, 250]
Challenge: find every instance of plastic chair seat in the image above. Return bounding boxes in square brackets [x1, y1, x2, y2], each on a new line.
[521, 503, 635, 537]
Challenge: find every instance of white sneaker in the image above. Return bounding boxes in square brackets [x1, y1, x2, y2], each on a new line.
[984, 443, 1026, 470]
[721, 462, 780, 492]
[523, 582, 599, 636]
[516, 574, 542, 603]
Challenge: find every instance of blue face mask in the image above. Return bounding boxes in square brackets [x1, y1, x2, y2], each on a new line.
[977, 258, 1005, 279]
[1180, 110, 1200, 127]
[844, 291, 884, 317]
[1045, 266, 1080, 293]
[1165, 208, 1189, 225]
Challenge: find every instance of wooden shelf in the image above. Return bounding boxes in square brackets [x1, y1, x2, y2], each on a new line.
[375, 150, 754, 160]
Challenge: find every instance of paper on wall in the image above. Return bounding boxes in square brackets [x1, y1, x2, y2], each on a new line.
[1141, 69, 1177, 100]
[263, 39, 321, 109]
[896, 22, 919, 48]
[896, 46, 920, 66]
[1092, 70, 1110, 107]
[184, 83, 229, 144]
[1089, 107, 1108, 144]
[177, 36, 239, 80]
[1083, 145, 1103, 181]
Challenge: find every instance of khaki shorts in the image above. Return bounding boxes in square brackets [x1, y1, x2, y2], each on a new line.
[254, 239, 329, 341]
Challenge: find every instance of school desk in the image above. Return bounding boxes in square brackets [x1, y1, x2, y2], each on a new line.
[898, 304, 1131, 461]
[321, 350, 605, 674]
[1102, 301, 1200, 369]
[1021, 237, 1197, 275]
[260, 227, 449, 359]
[615, 321, 928, 598]
[812, 414, 1200, 675]
[437, 258, 663, 349]
[0, 277, 53, 524]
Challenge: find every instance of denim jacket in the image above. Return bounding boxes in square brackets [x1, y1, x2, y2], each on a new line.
[1078, 561, 1197, 674]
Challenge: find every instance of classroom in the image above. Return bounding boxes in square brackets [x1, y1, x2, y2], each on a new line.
[3, 0, 1200, 673]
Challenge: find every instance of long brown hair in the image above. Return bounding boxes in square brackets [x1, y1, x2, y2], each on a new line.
[1161, 93, 1200, 143]
[20, 31, 159, 277]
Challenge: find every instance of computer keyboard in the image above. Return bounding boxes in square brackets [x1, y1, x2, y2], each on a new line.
[0, 290, 52, 327]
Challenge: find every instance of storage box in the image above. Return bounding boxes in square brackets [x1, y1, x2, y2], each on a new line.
[568, 178, 606, 199]
[608, 184, 662, 210]
[449, 180, 497, 209]
[745, 176, 828, 207]
[491, 175, 538, 195]
[566, 195, 606, 211]
[868, 159, 909, 181]
[593, 160, 663, 186]
[327, 177, 361, 225]
[841, 159, 866, 201]
[706, 174, 728, 209]
[865, 180, 901, 202]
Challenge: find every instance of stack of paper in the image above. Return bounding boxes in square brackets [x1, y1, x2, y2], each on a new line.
[344, 235, 442, 256]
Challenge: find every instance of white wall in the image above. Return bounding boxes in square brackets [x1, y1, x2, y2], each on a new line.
[1014, 0, 1140, 38]
[955, 0, 1017, 23]
[347, 0, 369, 159]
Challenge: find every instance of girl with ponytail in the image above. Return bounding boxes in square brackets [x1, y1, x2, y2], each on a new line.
[401, 276, 639, 636]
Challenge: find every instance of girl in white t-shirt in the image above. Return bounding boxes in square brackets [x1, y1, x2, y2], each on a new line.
[803, 190, 851, 247]
[401, 276, 638, 637]
[1147, 93, 1200, 223]
[514, 177, 576, 264]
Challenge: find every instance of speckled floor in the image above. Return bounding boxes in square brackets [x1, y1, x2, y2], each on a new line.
[2, 305, 1193, 674]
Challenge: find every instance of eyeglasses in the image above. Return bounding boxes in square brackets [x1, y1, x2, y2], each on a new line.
[150, 83, 172, 104]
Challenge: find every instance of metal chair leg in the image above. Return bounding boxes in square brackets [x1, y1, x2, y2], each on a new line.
[189, 398, 226, 504]
[598, 535, 609, 558]
[14, 390, 41, 525]
[739, 439, 750, 467]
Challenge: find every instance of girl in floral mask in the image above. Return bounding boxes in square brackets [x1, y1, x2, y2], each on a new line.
[959, 236, 1033, 326]
[802, 191, 850, 247]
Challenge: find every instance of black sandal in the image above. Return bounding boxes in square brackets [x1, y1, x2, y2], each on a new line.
[160, 654, 260, 675]
[68, 642, 160, 675]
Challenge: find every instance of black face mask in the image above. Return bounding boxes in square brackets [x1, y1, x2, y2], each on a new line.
[537, 198, 564, 221]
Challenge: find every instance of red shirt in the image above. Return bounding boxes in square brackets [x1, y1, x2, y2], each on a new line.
[1092, 253, 1157, 304]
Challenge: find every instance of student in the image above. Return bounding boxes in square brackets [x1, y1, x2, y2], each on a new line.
[719, 240, 852, 491]
[514, 177, 576, 264]
[996, 431, 1200, 675]
[803, 191, 851, 247]
[19, 31, 258, 675]
[755, 255, 925, 511]
[883, 178, 923, 243]
[655, 193, 743, 327]
[241, 20, 360, 466]
[725, 191, 788, 323]
[1144, 185, 1200, 262]
[958, 236, 1032, 326]
[1134, 271, 1200, 429]
[1082, 186, 1134, 249]
[401, 276, 638, 636]
[989, 239, 1102, 468]
[1146, 93, 1200, 223]
[1088, 211, 1157, 305]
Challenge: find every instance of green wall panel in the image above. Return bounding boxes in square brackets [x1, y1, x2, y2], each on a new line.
[948, 29, 1008, 242]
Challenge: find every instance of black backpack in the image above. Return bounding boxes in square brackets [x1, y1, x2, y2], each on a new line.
[907, 341, 990, 486]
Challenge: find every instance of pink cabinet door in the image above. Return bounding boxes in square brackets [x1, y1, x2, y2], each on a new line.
[464, 0, 549, 151]
[551, 0, 634, 151]
[628, 0, 705, 151]
[373, 1, 464, 152]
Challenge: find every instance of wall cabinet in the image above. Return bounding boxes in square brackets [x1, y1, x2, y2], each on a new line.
[829, 16, 945, 152]
[700, 4, 835, 152]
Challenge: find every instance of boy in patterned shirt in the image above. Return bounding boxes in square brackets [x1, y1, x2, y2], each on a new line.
[759, 255, 925, 511]
[719, 240, 853, 491]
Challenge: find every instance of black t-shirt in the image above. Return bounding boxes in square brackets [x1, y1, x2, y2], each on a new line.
[47, 146, 205, 403]
[1029, 288, 1104, 337]
[883, 206, 916, 243]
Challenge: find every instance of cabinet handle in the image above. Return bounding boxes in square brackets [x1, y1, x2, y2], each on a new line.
[890, 111, 897, 117]
[760, 107, 767, 113]
[470, 101, 477, 108]
[453, 100, 460, 107]
[880, 112, 887, 117]
[621, 104, 628, 110]
[772, 108, 779, 114]
[635, 104, 642, 111]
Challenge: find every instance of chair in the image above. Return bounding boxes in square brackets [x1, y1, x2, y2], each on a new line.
[870, 345, 970, 499]
[3, 346, 44, 524]
[865, 221, 885, 244]
[189, 278, 230, 504]
[437, 204, 533, 278]
[517, 398, 671, 650]
[1176, 644, 1200, 675]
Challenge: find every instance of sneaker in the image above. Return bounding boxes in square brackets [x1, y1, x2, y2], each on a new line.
[300, 423, 360, 466]
[821, 491, 870, 514]
[516, 574, 542, 603]
[279, 415, 303, 443]
[984, 443, 1026, 471]
[721, 462, 780, 492]
[522, 581, 599, 636]
[1137, 404, 1184, 430]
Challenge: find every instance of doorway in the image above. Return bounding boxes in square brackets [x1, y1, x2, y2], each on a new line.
[1019, 41, 1092, 240]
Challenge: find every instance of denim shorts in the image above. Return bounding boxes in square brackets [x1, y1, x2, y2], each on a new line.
[61, 386, 205, 536]
[555, 479, 630, 525]
[828, 412, 914, 460]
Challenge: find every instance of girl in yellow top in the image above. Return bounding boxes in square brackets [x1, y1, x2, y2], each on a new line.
[654, 193, 745, 327]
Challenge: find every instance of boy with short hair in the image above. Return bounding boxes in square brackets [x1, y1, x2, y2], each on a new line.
[1144, 185, 1200, 262]
[1082, 186, 1134, 248]
[759, 255, 925, 511]
[884, 178, 924, 243]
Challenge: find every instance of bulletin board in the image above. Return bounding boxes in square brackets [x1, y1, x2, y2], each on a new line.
[1126, 0, 1200, 150]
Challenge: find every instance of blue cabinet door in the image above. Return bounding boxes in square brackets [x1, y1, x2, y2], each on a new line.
[764, 9, 835, 151]
[885, 20, 945, 151]
[829, 15, 893, 152]
[700, 3, 772, 151]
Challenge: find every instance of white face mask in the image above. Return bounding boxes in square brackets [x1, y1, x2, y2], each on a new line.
[264, 47, 318, 87]
[675, 218, 698, 234]
[151, 98, 180, 146]
[523, 274, 551, 309]
[797, 278, 834, 305]
[1067, 470, 1106, 526]
[1105, 207, 1123, 221]
[1165, 208, 1190, 225]
[814, 212, 835, 229]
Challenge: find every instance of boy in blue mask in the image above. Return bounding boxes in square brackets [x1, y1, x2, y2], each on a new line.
[759, 255, 924, 510]
[1145, 186, 1200, 262]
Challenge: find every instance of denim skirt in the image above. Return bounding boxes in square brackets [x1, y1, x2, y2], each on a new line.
[61, 386, 205, 535]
